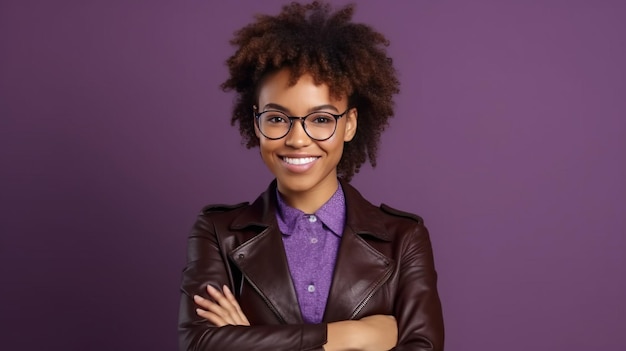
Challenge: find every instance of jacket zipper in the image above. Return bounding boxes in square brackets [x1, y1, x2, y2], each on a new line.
[350, 267, 393, 319]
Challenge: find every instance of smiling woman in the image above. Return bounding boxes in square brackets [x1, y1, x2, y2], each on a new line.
[178, 2, 444, 350]
[254, 70, 358, 210]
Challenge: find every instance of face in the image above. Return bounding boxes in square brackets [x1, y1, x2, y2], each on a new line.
[255, 68, 357, 200]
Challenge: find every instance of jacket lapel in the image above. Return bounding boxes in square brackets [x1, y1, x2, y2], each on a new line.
[225, 180, 395, 324]
[228, 182, 303, 324]
[323, 181, 395, 322]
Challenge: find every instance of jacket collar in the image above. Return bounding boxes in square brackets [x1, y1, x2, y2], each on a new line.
[341, 179, 391, 242]
[231, 179, 391, 242]
[228, 179, 394, 323]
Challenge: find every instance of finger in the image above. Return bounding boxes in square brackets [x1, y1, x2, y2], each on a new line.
[206, 286, 238, 324]
[194, 294, 236, 325]
[195, 307, 227, 327]
[193, 294, 215, 310]
[207, 285, 241, 316]
[207, 285, 230, 306]
[223, 285, 250, 326]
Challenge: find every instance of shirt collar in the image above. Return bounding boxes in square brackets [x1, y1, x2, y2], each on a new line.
[231, 179, 391, 242]
[275, 184, 346, 237]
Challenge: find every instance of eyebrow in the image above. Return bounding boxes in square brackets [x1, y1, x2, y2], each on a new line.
[261, 103, 340, 114]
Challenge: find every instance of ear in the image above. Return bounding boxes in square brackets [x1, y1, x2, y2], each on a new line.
[253, 106, 261, 139]
[343, 108, 358, 142]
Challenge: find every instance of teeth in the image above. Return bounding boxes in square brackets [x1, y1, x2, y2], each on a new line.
[283, 157, 317, 165]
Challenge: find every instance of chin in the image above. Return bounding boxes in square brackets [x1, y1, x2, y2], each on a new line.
[277, 177, 316, 194]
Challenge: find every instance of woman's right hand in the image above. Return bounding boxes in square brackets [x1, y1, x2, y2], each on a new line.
[325, 314, 397, 351]
[193, 285, 250, 327]
[358, 315, 398, 350]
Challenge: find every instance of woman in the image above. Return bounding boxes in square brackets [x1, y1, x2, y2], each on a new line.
[178, 2, 444, 350]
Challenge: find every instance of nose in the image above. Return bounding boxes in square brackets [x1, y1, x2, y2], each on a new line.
[284, 119, 311, 148]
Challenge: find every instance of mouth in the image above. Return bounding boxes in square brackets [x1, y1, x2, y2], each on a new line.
[281, 156, 320, 165]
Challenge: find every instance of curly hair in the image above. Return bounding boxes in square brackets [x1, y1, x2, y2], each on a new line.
[221, 1, 399, 181]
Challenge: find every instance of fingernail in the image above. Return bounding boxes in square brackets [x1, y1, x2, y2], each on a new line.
[207, 285, 216, 292]
[223, 285, 231, 293]
[193, 295, 201, 301]
[195, 308, 202, 315]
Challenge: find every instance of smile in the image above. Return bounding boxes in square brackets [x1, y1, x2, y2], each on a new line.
[281, 156, 319, 165]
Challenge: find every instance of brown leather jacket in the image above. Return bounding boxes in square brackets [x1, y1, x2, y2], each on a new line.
[179, 180, 444, 351]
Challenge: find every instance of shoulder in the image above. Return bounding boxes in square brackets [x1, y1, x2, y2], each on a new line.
[377, 203, 430, 245]
[198, 181, 276, 220]
[342, 180, 424, 224]
[198, 201, 251, 224]
[341, 180, 427, 238]
[200, 202, 249, 215]
[192, 202, 251, 232]
[379, 203, 424, 225]
[377, 203, 434, 257]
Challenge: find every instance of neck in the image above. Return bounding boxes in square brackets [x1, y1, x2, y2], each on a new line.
[277, 178, 339, 214]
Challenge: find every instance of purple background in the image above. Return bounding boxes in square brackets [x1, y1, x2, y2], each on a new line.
[2, 0, 625, 350]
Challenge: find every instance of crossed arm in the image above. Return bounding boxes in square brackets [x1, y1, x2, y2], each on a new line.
[193, 284, 398, 351]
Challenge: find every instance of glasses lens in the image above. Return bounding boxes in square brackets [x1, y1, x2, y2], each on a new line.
[303, 112, 337, 140]
[258, 111, 290, 139]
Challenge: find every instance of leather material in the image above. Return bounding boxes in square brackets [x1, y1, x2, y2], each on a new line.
[179, 180, 444, 351]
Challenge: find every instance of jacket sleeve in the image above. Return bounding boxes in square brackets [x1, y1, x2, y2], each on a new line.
[178, 212, 327, 351]
[391, 221, 445, 351]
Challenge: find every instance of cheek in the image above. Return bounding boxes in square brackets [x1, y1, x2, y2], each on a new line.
[320, 139, 346, 159]
[258, 140, 269, 156]
[257, 143, 273, 168]
[258, 139, 278, 157]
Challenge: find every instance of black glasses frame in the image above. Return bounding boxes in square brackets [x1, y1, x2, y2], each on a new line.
[254, 108, 349, 141]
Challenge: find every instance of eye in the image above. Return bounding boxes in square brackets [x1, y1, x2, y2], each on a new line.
[263, 112, 288, 124]
[309, 113, 333, 124]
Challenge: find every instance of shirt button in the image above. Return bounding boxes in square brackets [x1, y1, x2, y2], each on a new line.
[308, 215, 317, 223]
[310, 238, 318, 244]
[307, 284, 316, 293]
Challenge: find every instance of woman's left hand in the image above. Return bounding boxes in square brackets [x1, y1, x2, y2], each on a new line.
[193, 285, 250, 327]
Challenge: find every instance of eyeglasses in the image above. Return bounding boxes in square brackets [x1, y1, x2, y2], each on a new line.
[254, 109, 349, 141]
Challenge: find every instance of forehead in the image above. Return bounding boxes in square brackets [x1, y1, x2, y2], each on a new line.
[257, 69, 347, 110]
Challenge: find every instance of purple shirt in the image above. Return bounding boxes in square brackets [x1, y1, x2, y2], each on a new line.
[276, 185, 345, 324]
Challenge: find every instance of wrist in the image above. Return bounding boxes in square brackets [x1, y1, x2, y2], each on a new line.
[325, 320, 362, 351]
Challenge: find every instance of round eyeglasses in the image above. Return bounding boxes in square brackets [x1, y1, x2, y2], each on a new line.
[254, 109, 349, 141]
